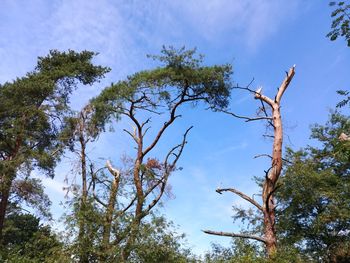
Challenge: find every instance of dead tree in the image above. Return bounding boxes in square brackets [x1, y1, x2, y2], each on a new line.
[204, 65, 296, 257]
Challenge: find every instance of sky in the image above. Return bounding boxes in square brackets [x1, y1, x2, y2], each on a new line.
[1, 0, 350, 256]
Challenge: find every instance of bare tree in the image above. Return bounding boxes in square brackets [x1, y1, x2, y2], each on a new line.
[204, 65, 296, 257]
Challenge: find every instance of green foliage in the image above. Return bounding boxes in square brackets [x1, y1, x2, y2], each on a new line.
[0, 212, 66, 262]
[327, 1, 350, 46]
[63, 192, 197, 263]
[336, 89, 350, 108]
[129, 215, 198, 263]
[10, 177, 52, 218]
[0, 49, 109, 177]
[276, 112, 350, 262]
[203, 240, 304, 263]
[0, 49, 109, 234]
[62, 192, 104, 262]
[91, 46, 232, 129]
[204, 239, 260, 263]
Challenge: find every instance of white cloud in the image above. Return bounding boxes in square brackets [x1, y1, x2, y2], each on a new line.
[0, 0, 302, 86]
[41, 176, 67, 196]
[166, 0, 301, 50]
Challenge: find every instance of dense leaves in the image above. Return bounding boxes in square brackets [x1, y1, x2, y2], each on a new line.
[0, 212, 66, 262]
[0, 49, 109, 239]
[276, 112, 350, 262]
[0, 49, 109, 176]
[91, 46, 232, 130]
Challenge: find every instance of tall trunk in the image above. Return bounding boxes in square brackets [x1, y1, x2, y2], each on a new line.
[101, 173, 120, 252]
[203, 65, 295, 258]
[121, 159, 144, 262]
[0, 139, 21, 240]
[262, 104, 283, 257]
[0, 176, 11, 241]
[0, 161, 16, 242]
[78, 135, 89, 263]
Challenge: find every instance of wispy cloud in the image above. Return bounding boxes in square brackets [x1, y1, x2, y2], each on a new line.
[0, 0, 302, 85]
[166, 0, 301, 50]
[41, 177, 67, 196]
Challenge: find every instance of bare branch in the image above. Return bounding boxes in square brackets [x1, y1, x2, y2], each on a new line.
[142, 88, 187, 156]
[233, 85, 255, 94]
[93, 192, 107, 207]
[232, 82, 275, 107]
[254, 154, 273, 160]
[144, 127, 192, 215]
[123, 128, 139, 143]
[141, 118, 151, 129]
[275, 65, 296, 103]
[128, 101, 143, 141]
[142, 126, 151, 137]
[254, 92, 275, 107]
[202, 230, 266, 243]
[259, 99, 269, 118]
[219, 109, 272, 122]
[134, 105, 162, 115]
[216, 187, 263, 211]
[106, 160, 120, 179]
[164, 126, 193, 169]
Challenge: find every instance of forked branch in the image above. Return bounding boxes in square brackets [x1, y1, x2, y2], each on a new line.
[275, 65, 296, 103]
[106, 160, 120, 178]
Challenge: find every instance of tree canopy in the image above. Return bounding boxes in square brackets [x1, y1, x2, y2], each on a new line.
[0, 50, 109, 239]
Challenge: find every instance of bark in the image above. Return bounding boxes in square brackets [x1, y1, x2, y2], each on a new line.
[0, 155, 18, 241]
[0, 175, 11, 241]
[120, 158, 144, 262]
[261, 104, 282, 256]
[259, 66, 295, 257]
[101, 161, 120, 254]
[77, 134, 89, 263]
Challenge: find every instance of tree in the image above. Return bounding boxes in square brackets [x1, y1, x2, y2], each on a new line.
[10, 176, 52, 219]
[276, 112, 350, 262]
[0, 211, 67, 262]
[203, 239, 304, 263]
[204, 66, 296, 258]
[127, 214, 198, 263]
[61, 105, 103, 262]
[327, 1, 350, 47]
[0, 50, 109, 240]
[79, 46, 233, 261]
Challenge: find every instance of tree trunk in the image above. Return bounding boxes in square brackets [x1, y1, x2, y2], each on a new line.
[101, 173, 119, 252]
[203, 65, 295, 258]
[0, 178, 11, 241]
[77, 135, 89, 263]
[0, 165, 16, 242]
[121, 159, 144, 262]
[262, 95, 284, 257]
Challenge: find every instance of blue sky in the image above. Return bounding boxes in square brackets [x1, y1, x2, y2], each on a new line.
[1, 0, 350, 256]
